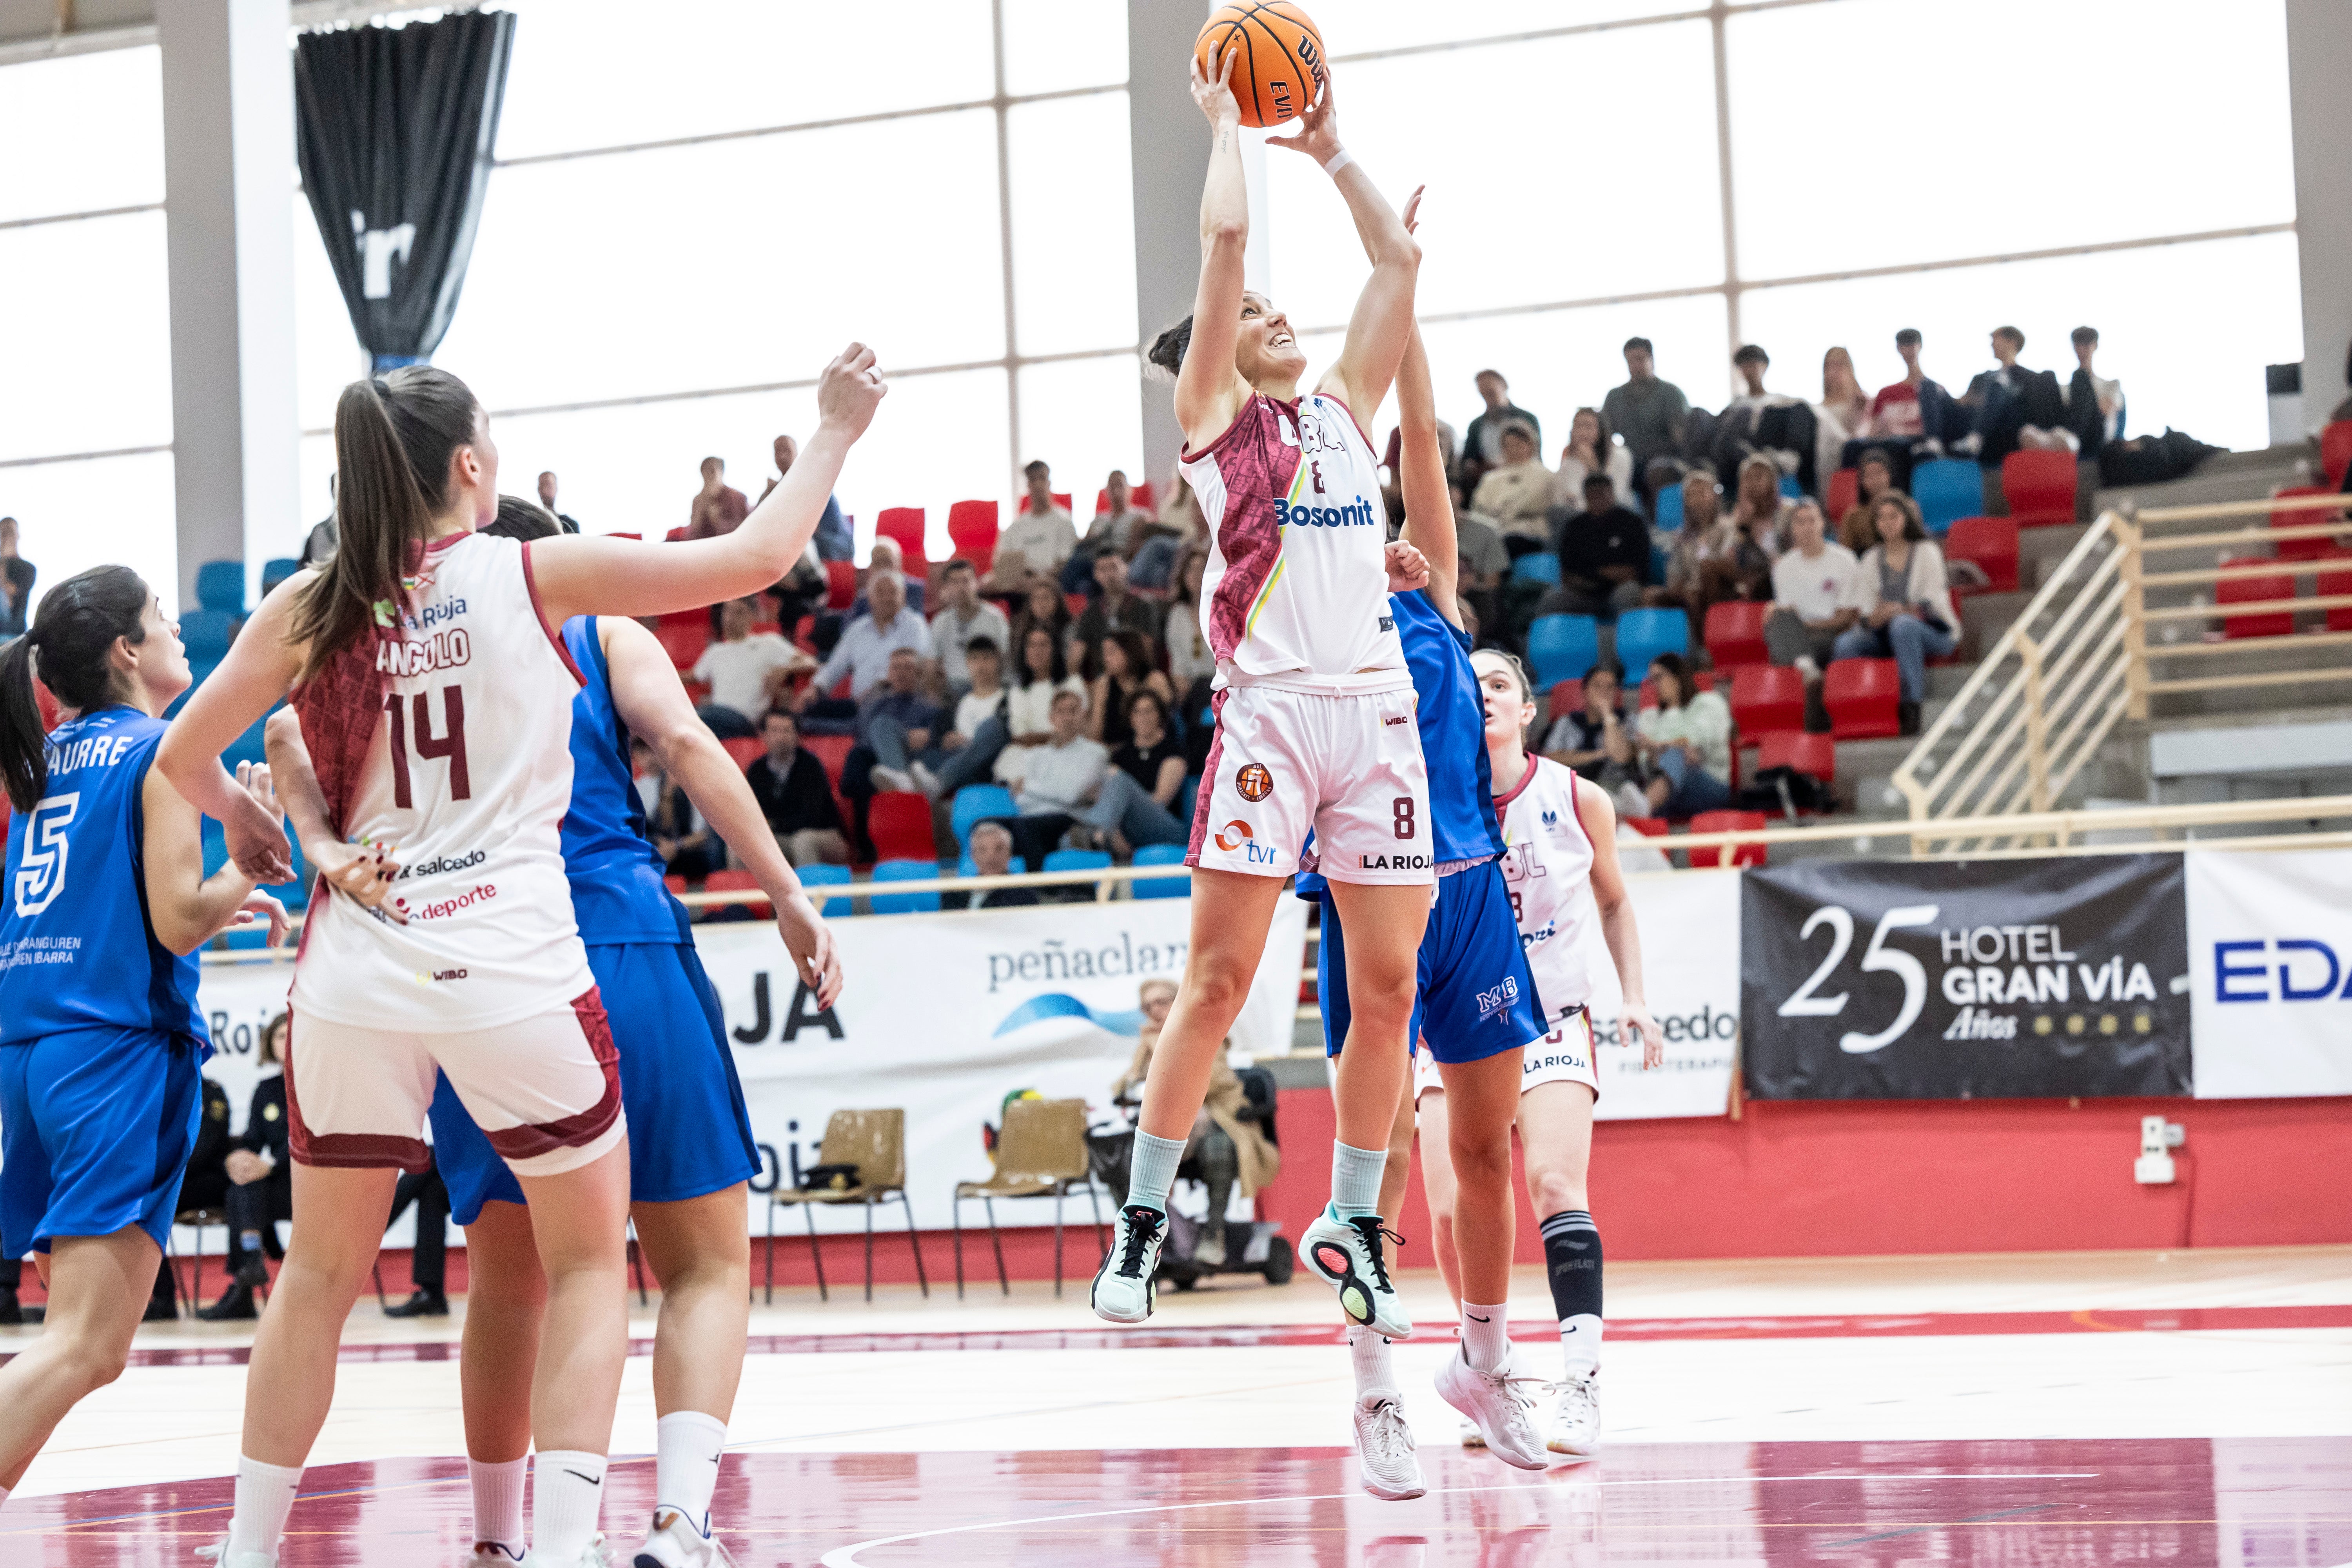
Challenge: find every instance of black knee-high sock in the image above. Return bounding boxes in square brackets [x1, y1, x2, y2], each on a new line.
[1540, 1209, 1602, 1376]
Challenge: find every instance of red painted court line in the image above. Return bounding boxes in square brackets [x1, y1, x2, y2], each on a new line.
[17, 1301, 2344, 1370]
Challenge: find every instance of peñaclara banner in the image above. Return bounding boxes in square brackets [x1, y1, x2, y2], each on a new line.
[1740, 853, 2192, 1100]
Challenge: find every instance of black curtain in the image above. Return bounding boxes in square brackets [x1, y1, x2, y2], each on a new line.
[294, 10, 516, 374]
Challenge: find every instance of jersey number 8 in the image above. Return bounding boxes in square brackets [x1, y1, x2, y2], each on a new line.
[1391, 797, 1415, 841]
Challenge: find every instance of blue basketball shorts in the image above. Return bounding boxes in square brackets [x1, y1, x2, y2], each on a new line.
[429, 941, 760, 1226]
[1318, 857, 1546, 1066]
[1, 1026, 205, 1257]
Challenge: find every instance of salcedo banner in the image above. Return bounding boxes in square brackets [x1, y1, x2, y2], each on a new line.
[192, 895, 1308, 1238]
[2187, 849, 2352, 1098]
[1740, 854, 2192, 1100]
[1585, 868, 1742, 1120]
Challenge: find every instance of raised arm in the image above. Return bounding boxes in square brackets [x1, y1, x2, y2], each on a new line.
[1274, 81, 1421, 421]
[140, 760, 285, 954]
[528, 345, 886, 625]
[601, 617, 842, 1009]
[1174, 49, 1252, 448]
[158, 579, 308, 881]
[1386, 203, 1459, 622]
[264, 706, 407, 920]
[1574, 774, 1660, 1069]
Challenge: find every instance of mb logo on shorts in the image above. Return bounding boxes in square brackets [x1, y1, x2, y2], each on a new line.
[1234, 763, 1273, 802]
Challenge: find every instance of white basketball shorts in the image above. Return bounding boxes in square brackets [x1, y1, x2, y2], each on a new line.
[1415, 1006, 1600, 1102]
[1188, 682, 1432, 886]
[286, 988, 626, 1178]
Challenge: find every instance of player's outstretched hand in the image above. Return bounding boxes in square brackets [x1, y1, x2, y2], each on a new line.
[1385, 539, 1430, 593]
[816, 344, 887, 440]
[1621, 1000, 1663, 1071]
[315, 837, 407, 924]
[226, 891, 291, 949]
[1267, 70, 1339, 163]
[1190, 41, 1240, 129]
[1400, 185, 1424, 234]
[223, 785, 293, 885]
[775, 888, 843, 1012]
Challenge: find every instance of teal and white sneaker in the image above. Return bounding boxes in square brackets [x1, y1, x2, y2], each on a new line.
[1301, 1208, 1412, 1339]
[1090, 1205, 1167, 1324]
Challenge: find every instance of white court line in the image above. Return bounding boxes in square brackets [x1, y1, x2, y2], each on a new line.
[817, 1472, 2100, 1566]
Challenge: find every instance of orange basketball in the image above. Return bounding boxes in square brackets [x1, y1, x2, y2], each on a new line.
[1195, 2, 1328, 130]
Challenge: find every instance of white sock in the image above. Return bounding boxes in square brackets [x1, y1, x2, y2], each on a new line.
[1346, 1322, 1397, 1398]
[1561, 1313, 1603, 1382]
[531, 1449, 608, 1561]
[654, 1410, 728, 1537]
[467, 1455, 527, 1552]
[1329, 1141, 1385, 1220]
[225, 1454, 303, 1556]
[1460, 1301, 1510, 1373]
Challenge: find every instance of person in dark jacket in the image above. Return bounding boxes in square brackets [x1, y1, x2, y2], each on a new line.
[1958, 326, 2065, 507]
[0, 516, 34, 639]
[197, 1016, 296, 1320]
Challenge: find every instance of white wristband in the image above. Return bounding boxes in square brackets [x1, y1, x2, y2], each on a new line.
[1323, 149, 1353, 177]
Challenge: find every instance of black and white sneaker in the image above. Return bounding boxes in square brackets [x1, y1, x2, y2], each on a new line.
[1090, 1205, 1166, 1324]
[1301, 1208, 1412, 1339]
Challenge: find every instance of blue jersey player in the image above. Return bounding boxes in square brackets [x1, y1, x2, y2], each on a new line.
[0, 568, 286, 1506]
[1299, 315, 1557, 1496]
[267, 500, 841, 1568]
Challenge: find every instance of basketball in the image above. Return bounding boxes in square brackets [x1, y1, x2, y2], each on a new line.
[1196, 2, 1328, 129]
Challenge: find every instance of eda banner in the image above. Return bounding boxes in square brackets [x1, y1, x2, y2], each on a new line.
[1741, 854, 2192, 1100]
[2187, 849, 2352, 1098]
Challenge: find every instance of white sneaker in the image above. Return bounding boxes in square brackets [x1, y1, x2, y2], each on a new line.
[908, 761, 944, 800]
[1090, 1205, 1166, 1324]
[1547, 1372, 1601, 1456]
[518, 1540, 613, 1568]
[871, 766, 915, 794]
[1352, 1392, 1426, 1501]
[632, 1509, 737, 1566]
[1301, 1209, 1412, 1339]
[1613, 781, 1651, 821]
[194, 1543, 276, 1568]
[1434, 1347, 1549, 1470]
[1194, 1227, 1226, 1268]
[1458, 1416, 1486, 1448]
[466, 1546, 527, 1566]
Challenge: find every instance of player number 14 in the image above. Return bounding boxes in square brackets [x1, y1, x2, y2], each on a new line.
[384, 686, 471, 808]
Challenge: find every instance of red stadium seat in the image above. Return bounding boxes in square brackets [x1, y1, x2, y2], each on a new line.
[1823, 658, 1901, 739]
[2316, 549, 2352, 633]
[2323, 420, 2352, 487]
[1704, 601, 1769, 671]
[948, 499, 999, 575]
[701, 868, 770, 916]
[1729, 664, 1804, 745]
[720, 736, 762, 770]
[1622, 815, 1669, 838]
[875, 507, 927, 575]
[1755, 730, 1836, 812]
[664, 874, 689, 895]
[825, 560, 857, 611]
[656, 619, 709, 670]
[792, 614, 818, 655]
[1020, 492, 1075, 516]
[1825, 466, 1858, 524]
[2216, 555, 2295, 639]
[1944, 515, 2019, 594]
[1686, 809, 1769, 867]
[867, 792, 937, 862]
[2001, 449, 2077, 527]
[2270, 485, 2348, 562]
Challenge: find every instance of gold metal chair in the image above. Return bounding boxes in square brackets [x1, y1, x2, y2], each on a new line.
[766, 1108, 927, 1303]
[951, 1097, 1104, 1299]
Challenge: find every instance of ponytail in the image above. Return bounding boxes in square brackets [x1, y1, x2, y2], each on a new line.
[0, 565, 152, 812]
[289, 366, 482, 683]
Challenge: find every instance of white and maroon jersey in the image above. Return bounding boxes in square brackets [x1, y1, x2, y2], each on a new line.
[1179, 390, 1406, 695]
[290, 531, 592, 1032]
[1494, 754, 1601, 1017]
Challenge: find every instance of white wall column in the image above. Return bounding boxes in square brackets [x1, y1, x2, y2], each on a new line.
[1127, 0, 1208, 490]
[158, 0, 298, 610]
[2287, 0, 2352, 436]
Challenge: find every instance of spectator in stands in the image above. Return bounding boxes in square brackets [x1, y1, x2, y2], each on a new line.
[1855, 328, 1962, 483]
[1635, 652, 1734, 819]
[995, 622, 1088, 789]
[762, 433, 853, 562]
[1840, 447, 1901, 554]
[1541, 662, 1626, 782]
[1658, 470, 1764, 618]
[1957, 327, 2065, 508]
[767, 542, 829, 641]
[850, 538, 925, 617]
[929, 558, 1010, 689]
[849, 647, 944, 797]
[648, 764, 718, 883]
[1834, 492, 1959, 735]
[1132, 468, 1204, 591]
[2064, 325, 2125, 456]
[1451, 497, 1510, 639]
[193, 1014, 294, 1320]
[1813, 348, 1871, 497]
[1543, 473, 1651, 618]
[691, 595, 813, 737]
[1603, 337, 1690, 505]
[299, 476, 338, 566]
[1073, 687, 1189, 855]
[792, 568, 929, 730]
[1087, 629, 1176, 749]
[952, 820, 1040, 907]
[1005, 688, 1107, 870]
[1382, 418, 1460, 529]
[1073, 550, 1161, 654]
[1552, 407, 1633, 509]
[988, 459, 1078, 592]
[1765, 498, 1860, 701]
[1712, 345, 1812, 490]
[1009, 578, 1071, 667]
[1470, 420, 1555, 552]
[746, 709, 850, 866]
[1087, 470, 1157, 559]
[1163, 545, 1216, 737]
[1728, 453, 1795, 558]
[909, 635, 1011, 801]
[1459, 369, 1542, 490]
[686, 455, 751, 539]
[0, 515, 33, 639]
[534, 472, 581, 533]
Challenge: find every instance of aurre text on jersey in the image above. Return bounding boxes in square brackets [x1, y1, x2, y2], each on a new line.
[376, 626, 473, 678]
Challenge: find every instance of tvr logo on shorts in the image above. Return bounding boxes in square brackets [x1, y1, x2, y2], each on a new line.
[1214, 820, 1283, 866]
[1234, 763, 1273, 802]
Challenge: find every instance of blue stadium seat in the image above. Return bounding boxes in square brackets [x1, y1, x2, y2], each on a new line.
[222, 925, 271, 951]
[1510, 552, 1560, 585]
[1612, 607, 1690, 680]
[1652, 484, 1684, 530]
[1778, 472, 1802, 500]
[797, 862, 852, 918]
[195, 561, 245, 616]
[1911, 459, 1978, 536]
[868, 858, 942, 914]
[1526, 614, 1600, 689]
[950, 784, 1018, 848]
[1131, 842, 1189, 900]
[1042, 847, 1112, 902]
[260, 557, 301, 597]
[180, 610, 236, 662]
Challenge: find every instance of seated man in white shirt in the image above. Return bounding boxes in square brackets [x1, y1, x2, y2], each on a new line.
[985, 459, 1078, 594]
[690, 596, 813, 736]
[789, 569, 932, 734]
[1002, 687, 1107, 878]
[929, 559, 1011, 688]
[1764, 498, 1859, 685]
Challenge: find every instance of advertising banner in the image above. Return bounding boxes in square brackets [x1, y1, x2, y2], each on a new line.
[193, 896, 1310, 1236]
[2187, 849, 2352, 1099]
[1586, 869, 1742, 1120]
[1741, 854, 2192, 1100]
